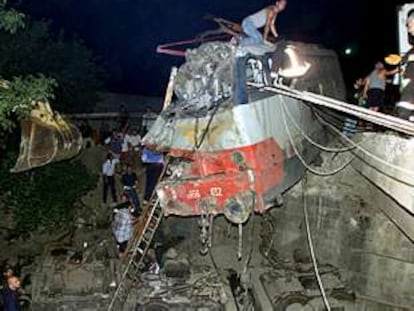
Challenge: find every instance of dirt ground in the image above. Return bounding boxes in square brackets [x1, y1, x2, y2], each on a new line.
[0, 145, 147, 303]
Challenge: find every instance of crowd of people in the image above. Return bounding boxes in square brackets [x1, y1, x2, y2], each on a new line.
[89, 107, 165, 259]
[75, 104, 164, 260]
[107, 144, 165, 259]
[0, 109, 163, 307]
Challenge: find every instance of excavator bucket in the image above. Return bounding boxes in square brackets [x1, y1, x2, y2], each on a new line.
[10, 101, 83, 173]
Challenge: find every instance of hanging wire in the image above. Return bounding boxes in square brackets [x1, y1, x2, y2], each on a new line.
[280, 99, 358, 153]
[314, 111, 414, 178]
[280, 95, 355, 176]
[302, 176, 331, 311]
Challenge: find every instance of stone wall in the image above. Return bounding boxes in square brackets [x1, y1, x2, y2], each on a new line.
[269, 165, 414, 309]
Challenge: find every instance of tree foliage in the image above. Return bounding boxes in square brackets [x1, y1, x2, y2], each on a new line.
[0, 21, 103, 113]
[0, 1, 57, 133]
[0, 150, 98, 235]
[0, 1, 100, 236]
[0, 0, 24, 34]
[0, 75, 56, 131]
[0, 0, 102, 133]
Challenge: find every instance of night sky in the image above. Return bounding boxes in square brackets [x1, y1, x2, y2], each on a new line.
[15, 0, 410, 96]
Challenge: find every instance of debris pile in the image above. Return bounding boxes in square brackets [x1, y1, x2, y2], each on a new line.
[169, 42, 235, 116]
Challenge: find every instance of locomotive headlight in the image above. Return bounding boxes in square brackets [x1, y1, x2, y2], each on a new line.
[223, 191, 256, 224]
[279, 45, 311, 78]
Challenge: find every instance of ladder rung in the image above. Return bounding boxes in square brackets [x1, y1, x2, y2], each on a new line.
[138, 242, 148, 251]
[116, 284, 128, 297]
[108, 163, 171, 310]
[132, 255, 143, 266]
[133, 256, 145, 267]
[152, 215, 162, 222]
[150, 216, 160, 222]
[149, 217, 160, 226]
[143, 229, 152, 237]
[131, 259, 140, 268]
[126, 269, 137, 280]
[140, 237, 150, 245]
[132, 254, 143, 265]
[145, 227, 155, 234]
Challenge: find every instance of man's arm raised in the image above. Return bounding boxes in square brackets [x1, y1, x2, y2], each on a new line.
[264, 8, 276, 41]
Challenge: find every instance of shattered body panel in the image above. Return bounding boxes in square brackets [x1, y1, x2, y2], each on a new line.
[144, 41, 346, 223]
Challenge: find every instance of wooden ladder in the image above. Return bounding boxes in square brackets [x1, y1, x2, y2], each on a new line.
[107, 197, 163, 311]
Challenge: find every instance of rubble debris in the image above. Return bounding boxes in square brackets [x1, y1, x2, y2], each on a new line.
[130, 266, 227, 310]
[164, 255, 191, 279]
[172, 42, 235, 115]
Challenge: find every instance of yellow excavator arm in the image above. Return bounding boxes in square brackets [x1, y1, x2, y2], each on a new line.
[10, 101, 83, 173]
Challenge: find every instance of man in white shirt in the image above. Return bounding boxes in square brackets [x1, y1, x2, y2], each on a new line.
[128, 129, 141, 151]
[127, 128, 142, 166]
[241, 0, 287, 46]
[102, 153, 120, 204]
[120, 131, 131, 163]
[112, 195, 134, 259]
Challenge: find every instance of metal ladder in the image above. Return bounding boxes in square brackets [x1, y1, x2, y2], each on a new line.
[107, 197, 163, 311]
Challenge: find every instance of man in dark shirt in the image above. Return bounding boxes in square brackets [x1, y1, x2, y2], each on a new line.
[105, 130, 123, 158]
[121, 165, 141, 216]
[2, 276, 21, 311]
[121, 165, 138, 188]
[141, 147, 164, 203]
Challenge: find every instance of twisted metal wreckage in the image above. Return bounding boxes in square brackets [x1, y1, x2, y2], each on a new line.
[143, 37, 414, 250]
[5, 16, 412, 311]
[104, 33, 414, 310]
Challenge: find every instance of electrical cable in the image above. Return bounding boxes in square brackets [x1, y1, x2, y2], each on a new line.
[192, 50, 231, 151]
[280, 99, 359, 153]
[243, 169, 257, 272]
[314, 111, 414, 178]
[313, 107, 367, 132]
[280, 95, 355, 176]
[302, 177, 331, 311]
[193, 100, 223, 151]
[250, 82, 414, 136]
[253, 81, 414, 178]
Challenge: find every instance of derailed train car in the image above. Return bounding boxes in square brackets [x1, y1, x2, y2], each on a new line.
[143, 41, 346, 226]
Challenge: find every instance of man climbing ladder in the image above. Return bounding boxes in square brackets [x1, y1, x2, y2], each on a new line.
[107, 158, 170, 311]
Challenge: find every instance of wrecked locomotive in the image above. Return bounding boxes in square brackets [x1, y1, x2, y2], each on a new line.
[143, 41, 346, 228]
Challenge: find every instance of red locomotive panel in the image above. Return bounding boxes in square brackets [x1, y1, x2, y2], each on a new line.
[158, 138, 284, 217]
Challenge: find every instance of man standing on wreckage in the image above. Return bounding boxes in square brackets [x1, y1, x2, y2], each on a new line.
[396, 11, 414, 122]
[241, 0, 287, 46]
[234, 0, 288, 105]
